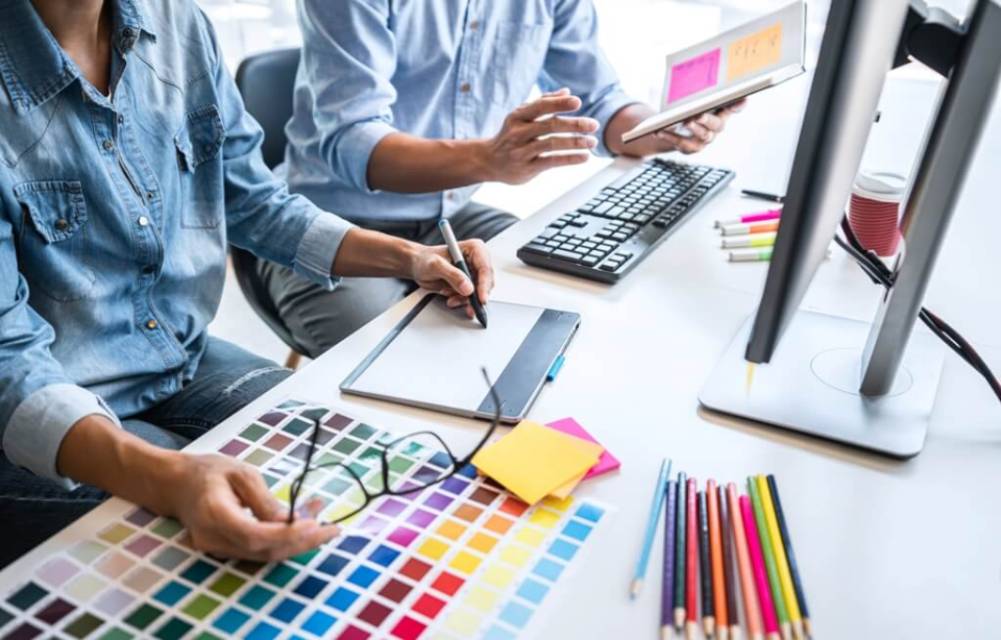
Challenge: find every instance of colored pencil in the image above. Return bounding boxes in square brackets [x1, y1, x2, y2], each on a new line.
[630, 458, 672, 598]
[686, 478, 698, 639]
[757, 476, 803, 640]
[748, 479, 791, 640]
[707, 481, 728, 640]
[768, 475, 811, 638]
[729, 486, 763, 640]
[674, 472, 688, 631]
[718, 485, 741, 640]
[697, 492, 714, 638]
[662, 480, 678, 640]
[740, 495, 780, 640]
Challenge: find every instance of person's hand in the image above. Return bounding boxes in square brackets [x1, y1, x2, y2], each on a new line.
[480, 88, 599, 185]
[411, 239, 495, 318]
[164, 453, 339, 561]
[654, 99, 746, 154]
[606, 99, 746, 157]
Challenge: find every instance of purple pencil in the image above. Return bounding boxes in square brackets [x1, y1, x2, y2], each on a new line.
[662, 480, 678, 639]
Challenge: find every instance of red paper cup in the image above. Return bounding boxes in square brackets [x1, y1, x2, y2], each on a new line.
[849, 171, 906, 257]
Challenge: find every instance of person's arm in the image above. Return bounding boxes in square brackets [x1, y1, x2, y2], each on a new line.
[539, 0, 742, 158]
[0, 208, 336, 560]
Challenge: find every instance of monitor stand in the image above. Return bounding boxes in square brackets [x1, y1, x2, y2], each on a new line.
[699, 310, 944, 458]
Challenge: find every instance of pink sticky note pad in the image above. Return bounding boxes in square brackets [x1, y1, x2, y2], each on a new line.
[544, 418, 620, 480]
[667, 48, 721, 104]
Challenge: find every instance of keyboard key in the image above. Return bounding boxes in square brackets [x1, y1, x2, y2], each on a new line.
[552, 249, 584, 263]
[521, 243, 553, 255]
[581, 256, 600, 267]
[593, 202, 613, 214]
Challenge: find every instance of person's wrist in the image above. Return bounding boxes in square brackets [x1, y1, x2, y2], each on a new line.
[466, 139, 499, 183]
[127, 446, 188, 516]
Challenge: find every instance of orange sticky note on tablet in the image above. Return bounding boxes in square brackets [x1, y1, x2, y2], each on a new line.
[472, 421, 603, 505]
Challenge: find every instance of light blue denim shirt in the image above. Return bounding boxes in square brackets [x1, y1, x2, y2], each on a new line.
[0, 0, 352, 485]
[282, 0, 636, 223]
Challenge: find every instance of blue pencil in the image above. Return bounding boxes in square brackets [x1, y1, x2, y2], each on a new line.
[630, 457, 673, 599]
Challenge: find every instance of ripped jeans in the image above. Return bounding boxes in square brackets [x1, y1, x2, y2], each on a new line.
[0, 338, 291, 568]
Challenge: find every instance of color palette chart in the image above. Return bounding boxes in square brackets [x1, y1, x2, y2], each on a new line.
[0, 401, 610, 640]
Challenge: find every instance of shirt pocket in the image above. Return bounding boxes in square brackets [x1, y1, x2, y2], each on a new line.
[13, 180, 97, 302]
[174, 104, 226, 229]
[488, 21, 553, 109]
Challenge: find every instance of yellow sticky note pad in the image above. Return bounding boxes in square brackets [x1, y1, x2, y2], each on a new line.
[549, 470, 586, 500]
[727, 21, 783, 81]
[472, 421, 603, 504]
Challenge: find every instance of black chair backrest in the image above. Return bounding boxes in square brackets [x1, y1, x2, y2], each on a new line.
[234, 48, 302, 170]
[230, 48, 307, 356]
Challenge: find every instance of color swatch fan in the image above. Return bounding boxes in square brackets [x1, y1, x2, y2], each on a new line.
[0, 401, 611, 640]
[622, 1, 806, 143]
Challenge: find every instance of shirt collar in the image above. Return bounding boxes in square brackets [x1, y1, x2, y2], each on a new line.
[0, 0, 156, 116]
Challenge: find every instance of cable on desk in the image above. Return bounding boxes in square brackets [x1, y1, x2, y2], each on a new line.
[833, 216, 1001, 405]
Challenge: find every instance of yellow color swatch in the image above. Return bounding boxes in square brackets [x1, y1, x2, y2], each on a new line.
[472, 421, 603, 504]
[465, 586, 499, 611]
[528, 508, 560, 529]
[514, 526, 546, 547]
[417, 538, 449, 560]
[482, 564, 516, 589]
[98, 524, 135, 545]
[467, 532, 499, 554]
[437, 519, 467, 541]
[446, 610, 481, 636]
[499, 544, 532, 567]
[542, 495, 574, 512]
[727, 22, 783, 81]
[449, 550, 482, 575]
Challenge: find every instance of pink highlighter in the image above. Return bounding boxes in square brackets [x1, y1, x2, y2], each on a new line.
[715, 208, 782, 228]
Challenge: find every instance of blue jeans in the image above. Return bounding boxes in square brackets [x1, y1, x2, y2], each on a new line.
[0, 338, 291, 568]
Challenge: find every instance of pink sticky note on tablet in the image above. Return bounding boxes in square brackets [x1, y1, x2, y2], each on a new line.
[667, 48, 721, 104]
[545, 418, 621, 480]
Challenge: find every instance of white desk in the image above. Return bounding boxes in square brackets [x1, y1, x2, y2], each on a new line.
[4, 74, 1000, 638]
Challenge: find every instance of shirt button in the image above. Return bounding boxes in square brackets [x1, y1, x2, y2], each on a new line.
[117, 114, 125, 124]
[102, 139, 114, 152]
[55, 218, 70, 232]
[460, 82, 471, 93]
[470, 20, 480, 30]
[146, 191, 155, 202]
[138, 216, 150, 227]
[145, 319, 158, 331]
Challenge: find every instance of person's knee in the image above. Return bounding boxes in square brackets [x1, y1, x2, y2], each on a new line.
[295, 278, 411, 357]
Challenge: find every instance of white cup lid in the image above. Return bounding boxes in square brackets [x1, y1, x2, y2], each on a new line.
[853, 170, 907, 203]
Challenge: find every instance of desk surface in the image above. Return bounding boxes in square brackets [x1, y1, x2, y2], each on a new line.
[4, 74, 1000, 637]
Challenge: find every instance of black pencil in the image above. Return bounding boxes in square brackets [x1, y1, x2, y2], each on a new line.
[698, 491, 715, 639]
[674, 472, 687, 631]
[662, 480, 677, 640]
[718, 485, 740, 640]
[767, 475, 811, 638]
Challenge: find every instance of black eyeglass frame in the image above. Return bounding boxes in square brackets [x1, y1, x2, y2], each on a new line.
[287, 368, 501, 525]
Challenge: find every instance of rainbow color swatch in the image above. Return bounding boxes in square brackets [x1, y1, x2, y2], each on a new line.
[0, 401, 609, 640]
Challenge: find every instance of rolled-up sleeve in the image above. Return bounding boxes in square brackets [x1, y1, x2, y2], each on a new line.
[539, 0, 637, 157]
[0, 216, 117, 488]
[298, 0, 399, 193]
[197, 9, 354, 288]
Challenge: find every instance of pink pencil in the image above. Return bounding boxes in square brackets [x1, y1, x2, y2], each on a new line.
[728, 484, 763, 640]
[740, 495, 781, 640]
[715, 208, 782, 228]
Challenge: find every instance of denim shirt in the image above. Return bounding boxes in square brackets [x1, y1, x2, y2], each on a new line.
[0, 0, 352, 485]
[281, 0, 635, 223]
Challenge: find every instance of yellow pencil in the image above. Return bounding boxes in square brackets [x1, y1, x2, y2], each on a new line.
[757, 475, 804, 640]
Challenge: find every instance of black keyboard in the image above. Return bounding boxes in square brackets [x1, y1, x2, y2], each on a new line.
[517, 159, 734, 283]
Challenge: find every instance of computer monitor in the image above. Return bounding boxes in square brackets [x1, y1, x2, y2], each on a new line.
[700, 0, 1001, 457]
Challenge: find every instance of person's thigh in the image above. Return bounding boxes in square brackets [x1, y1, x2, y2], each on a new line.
[0, 419, 187, 569]
[137, 338, 291, 440]
[255, 260, 413, 358]
[420, 202, 519, 245]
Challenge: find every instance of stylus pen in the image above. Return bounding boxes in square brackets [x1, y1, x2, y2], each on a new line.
[741, 189, 785, 203]
[437, 219, 488, 328]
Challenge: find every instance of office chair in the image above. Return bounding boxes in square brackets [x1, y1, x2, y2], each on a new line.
[232, 48, 306, 369]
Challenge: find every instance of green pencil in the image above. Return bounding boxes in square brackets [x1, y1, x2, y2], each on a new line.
[749, 477, 792, 640]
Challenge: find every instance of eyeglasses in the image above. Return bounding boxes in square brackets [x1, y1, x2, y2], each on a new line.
[287, 368, 501, 526]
